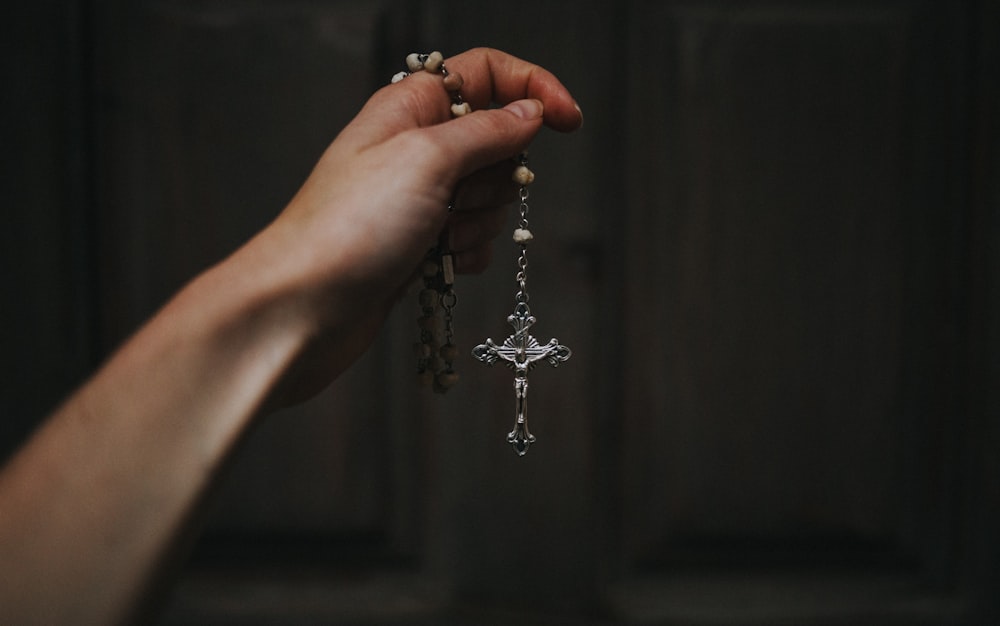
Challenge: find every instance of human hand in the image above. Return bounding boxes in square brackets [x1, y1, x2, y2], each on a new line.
[0, 51, 582, 624]
[242, 48, 583, 404]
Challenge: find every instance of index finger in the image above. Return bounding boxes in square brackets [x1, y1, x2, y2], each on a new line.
[445, 48, 583, 133]
[343, 48, 582, 150]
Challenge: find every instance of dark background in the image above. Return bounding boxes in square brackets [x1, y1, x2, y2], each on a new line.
[2, 1, 997, 623]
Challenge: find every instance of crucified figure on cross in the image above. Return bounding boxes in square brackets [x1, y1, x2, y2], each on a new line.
[472, 302, 571, 456]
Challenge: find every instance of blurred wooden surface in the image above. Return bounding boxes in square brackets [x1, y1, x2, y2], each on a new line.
[3, 0, 997, 623]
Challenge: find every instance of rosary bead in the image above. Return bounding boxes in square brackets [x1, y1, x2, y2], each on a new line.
[424, 51, 444, 73]
[419, 289, 438, 308]
[396, 53, 472, 394]
[417, 315, 437, 332]
[406, 53, 424, 72]
[439, 343, 459, 362]
[421, 259, 439, 277]
[441, 254, 455, 285]
[442, 71, 464, 92]
[431, 329, 445, 347]
[513, 228, 534, 244]
[436, 371, 459, 389]
[513, 165, 535, 186]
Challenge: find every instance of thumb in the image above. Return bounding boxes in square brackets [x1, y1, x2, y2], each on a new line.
[501, 99, 546, 123]
[424, 99, 545, 179]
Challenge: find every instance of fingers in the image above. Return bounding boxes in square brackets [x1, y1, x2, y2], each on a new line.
[448, 197, 507, 275]
[446, 159, 519, 274]
[451, 161, 520, 212]
[453, 243, 494, 275]
[446, 48, 583, 133]
[342, 48, 582, 153]
[449, 204, 508, 250]
[421, 99, 544, 181]
[300, 48, 580, 281]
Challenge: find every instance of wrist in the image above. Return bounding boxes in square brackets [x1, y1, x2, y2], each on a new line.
[206, 216, 387, 409]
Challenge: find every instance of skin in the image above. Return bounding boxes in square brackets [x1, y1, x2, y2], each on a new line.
[0, 48, 582, 625]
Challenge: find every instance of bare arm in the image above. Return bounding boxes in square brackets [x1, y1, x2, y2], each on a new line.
[0, 48, 582, 624]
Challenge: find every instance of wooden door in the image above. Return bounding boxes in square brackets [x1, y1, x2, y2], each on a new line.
[4, 0, 997, 623]
[611, 2, 993, 623]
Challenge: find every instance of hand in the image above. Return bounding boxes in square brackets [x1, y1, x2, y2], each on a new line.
[249, 47, 583, 404]
[0, 48, 582, 625]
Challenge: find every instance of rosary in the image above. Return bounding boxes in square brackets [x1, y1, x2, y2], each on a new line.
[393, 52, 572, 456]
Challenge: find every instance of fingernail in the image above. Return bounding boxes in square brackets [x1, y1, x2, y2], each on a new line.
[574, 102, 584, 128]
[504, 99, 544, 121]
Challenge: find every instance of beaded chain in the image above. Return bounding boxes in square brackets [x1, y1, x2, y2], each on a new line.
[414, 245, 459, 393]
[394, 52, 468, 393]
[393, 52, 571, 456]
[391, 52, 471, 117]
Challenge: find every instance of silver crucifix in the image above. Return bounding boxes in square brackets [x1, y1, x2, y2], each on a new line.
[472, 301, 571, 456]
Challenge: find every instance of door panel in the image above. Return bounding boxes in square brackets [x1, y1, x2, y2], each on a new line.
[4, 0, 994, 623]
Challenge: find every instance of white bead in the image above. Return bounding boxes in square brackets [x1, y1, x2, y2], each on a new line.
[451, 102, 472, 117]
[420, 259, 439, 277]
[436, 371, 459, 389]
[442, 72, 464, 92]
[512, 165, 535, 186]
[441, 254, 455, 285]
[417, 315, 436, 331]
[439, 344, 459, 362]
[425, 51, 444, 73]
[391, 71, 409, 84]
[406, 53, 424, 72]
[513, 228, 534, 244]
[418, 289, 437, 307]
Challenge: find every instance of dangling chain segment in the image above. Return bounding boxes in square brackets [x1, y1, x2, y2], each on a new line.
[392, 52, 471, 117]
[415, 245, 459, 393]
[393, 54, 573, 454]
[472, 154, 572, 456]
[393, 52, 469, 393]
[513, 153, 534, 304]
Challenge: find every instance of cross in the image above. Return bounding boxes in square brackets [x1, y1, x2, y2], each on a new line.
[472, 302, 571, 456]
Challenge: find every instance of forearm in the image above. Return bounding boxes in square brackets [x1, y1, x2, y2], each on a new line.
[0, 234, 317, 624]
[0, 46, 583, 625]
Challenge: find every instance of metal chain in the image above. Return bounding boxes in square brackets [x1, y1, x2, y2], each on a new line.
[397, 52, 469, 393]
[441, 287, 457, 347]
[515, 160, 531, 304]
[471, 150, 573, 456]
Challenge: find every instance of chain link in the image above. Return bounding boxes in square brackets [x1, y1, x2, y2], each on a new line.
[519, 187, 530, 228]
[441, 288, 457, 346]
[514, 157, 531, 305]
